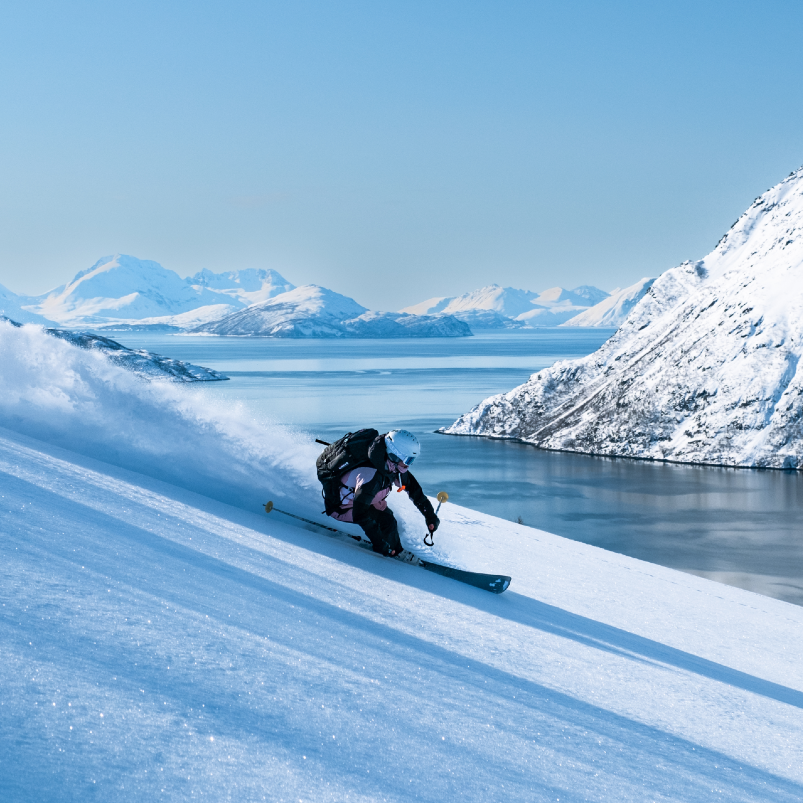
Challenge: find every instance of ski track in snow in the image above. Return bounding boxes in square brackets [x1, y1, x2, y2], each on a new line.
[2, 319, 803, 801]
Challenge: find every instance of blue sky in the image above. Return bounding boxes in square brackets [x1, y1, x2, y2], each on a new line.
[1, 0, 802, 309]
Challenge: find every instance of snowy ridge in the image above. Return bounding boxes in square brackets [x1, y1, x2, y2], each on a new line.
[443, 308, 525, 330]
[404, 284, 541, 318]
[444, 166, 803, 469]
[401, 283, 610, 328]
[1, 319, 802, 800]
[25, 255, 230, 324]
[0, 282, 56, 325]
[562, 277, 656, 327]
[187, 267, 295, 305]
[189, 285, 471, 338]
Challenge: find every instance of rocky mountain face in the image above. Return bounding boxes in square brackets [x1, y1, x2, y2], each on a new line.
[189, 285, 472, 338]
[443, 166, 803, 469]
[1, 316, 227, 381]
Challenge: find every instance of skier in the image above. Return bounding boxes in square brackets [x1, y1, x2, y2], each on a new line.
[316, 429, 440, 556]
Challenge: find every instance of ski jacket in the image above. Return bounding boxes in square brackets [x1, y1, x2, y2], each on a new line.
[329, 433, 435, 524]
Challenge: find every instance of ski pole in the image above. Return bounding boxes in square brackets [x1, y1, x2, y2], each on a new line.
[263, 500, 345, 534]
[425, 491, 449, 546]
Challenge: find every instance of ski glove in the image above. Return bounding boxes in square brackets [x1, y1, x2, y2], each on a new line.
[425, 513, 440, 533]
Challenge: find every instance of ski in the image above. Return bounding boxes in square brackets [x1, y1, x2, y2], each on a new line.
[417, 561, 511, 594]
[263, 501, 511, 594]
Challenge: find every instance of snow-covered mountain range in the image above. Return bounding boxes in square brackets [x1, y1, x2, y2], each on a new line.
[9, 255, 471, 337]
[17, 255, 296, 328]
[401, 283, 619, 328]
[444, 166, 803, 469]
[188, 285, 471, 338]
[5, 252, 641, 336]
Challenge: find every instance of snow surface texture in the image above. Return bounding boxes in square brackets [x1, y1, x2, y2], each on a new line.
[189, 285, 472, 338]
[0, 320, 312, 512]
[401, 284, 611, 328]
[445, 166, 803, 469]
[20, 255, 296, 328]
[2, 322, 803, 801]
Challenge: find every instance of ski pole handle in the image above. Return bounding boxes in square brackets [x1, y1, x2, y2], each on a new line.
[434, 491, 448, 516]
[425, 491, 448, 547]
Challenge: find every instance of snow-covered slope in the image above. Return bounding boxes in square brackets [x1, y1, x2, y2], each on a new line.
[562, 277, 656, 327]
[402, 284, 541, 319]
[399, 294, 452, 315]
[2, 320, 802, 801]
[187, 267, 295, 305]
[342, 310, 471, 338]
[190, 285, 471, 338]
[20, 255, 296, 327]
[402, 284, 610, 328]
[0, 282, 56, 325]
[513, 285, 609, 326]
[444, 308, 525, 330]
[438, 285, 541, 318]
[514, 307, 584, 326]
[569, 285, 611, 306]
[189, 285, 368, 337]
[24, 255, 228, 324]
[445, 166, 803, 468]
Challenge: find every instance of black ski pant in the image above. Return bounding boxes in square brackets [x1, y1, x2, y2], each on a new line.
[357, 507, 402, 556]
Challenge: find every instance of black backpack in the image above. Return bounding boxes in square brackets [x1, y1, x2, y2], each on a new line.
[316, 428, 379, 513]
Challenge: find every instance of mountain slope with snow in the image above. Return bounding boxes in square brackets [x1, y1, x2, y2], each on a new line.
[562, 277, 656, 327]
[445, 166, 803, 468]
[1, 319, 802, 802]
[0, 283, 56, 325]
[25, 255, 228, 324]
[402, 284, 610, 328]
[187, 267, 295, 305]
[190, 285, 471, 338]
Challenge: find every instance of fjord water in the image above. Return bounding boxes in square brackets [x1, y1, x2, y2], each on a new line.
[115, 330, 803, 606]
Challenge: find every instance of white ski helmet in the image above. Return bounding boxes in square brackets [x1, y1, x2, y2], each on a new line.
[385, 430, 420, 466]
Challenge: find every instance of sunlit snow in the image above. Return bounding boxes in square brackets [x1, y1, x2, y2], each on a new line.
[1, 318, 802, 801]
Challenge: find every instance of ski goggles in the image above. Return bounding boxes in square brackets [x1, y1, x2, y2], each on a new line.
[386, 446, 415, 467]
